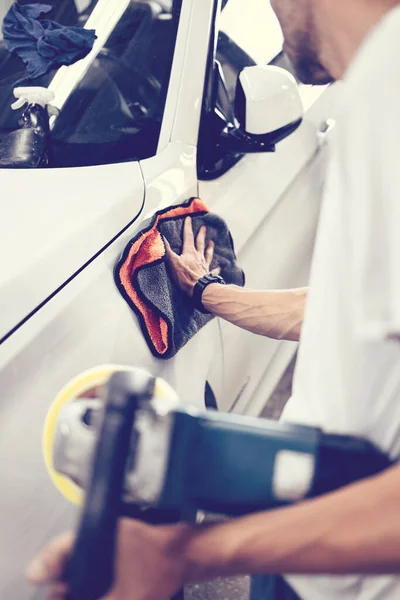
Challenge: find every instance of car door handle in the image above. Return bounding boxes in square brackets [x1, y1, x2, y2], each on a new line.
[317, 118, 336, 146]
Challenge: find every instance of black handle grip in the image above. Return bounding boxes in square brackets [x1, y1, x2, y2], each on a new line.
[312, 432, 393, 496]
[65, 369, 156, 600]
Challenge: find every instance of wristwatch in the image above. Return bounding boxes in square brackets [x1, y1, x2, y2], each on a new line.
[192, 273, 226, 314]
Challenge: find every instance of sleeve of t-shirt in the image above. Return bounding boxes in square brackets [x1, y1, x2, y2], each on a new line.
[336, 43, 400, 342]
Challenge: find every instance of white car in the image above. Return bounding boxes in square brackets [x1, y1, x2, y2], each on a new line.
[0, 0, 339, 596]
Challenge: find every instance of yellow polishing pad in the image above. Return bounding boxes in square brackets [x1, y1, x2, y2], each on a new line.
[42, 365, 178, 506]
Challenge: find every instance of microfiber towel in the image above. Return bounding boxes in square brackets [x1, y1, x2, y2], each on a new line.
[2, 3, 96, 79]
[115, 198, 245, 360]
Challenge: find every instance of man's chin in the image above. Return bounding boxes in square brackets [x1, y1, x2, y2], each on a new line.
[284, 49, 335, 85]
[298, 68, 335, 85]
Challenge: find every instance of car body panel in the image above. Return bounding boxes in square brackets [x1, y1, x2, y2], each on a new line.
[0, 256, 220, 599]
[208, 146, 330, 414]
[201, 84, 340, 412]
[0, 142, 220, 599]
[0, 162, 145, 342]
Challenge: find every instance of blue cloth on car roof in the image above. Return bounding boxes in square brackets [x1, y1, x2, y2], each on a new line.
[2, 2, 96, 79]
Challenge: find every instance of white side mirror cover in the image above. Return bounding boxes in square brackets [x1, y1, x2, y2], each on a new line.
[238, 65, 303, 136]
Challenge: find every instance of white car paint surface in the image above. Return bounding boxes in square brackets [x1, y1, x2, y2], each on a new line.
[0, 0, 338, 597]
[0, 162, 145, 342]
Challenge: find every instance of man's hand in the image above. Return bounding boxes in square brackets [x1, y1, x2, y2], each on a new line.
[164, 217, 220, 297]
[26, 465, 400, 599]
[26, 520, 194, 600]
[164, 216, 305, 340]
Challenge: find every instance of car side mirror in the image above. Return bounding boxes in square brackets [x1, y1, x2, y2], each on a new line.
[197, 63, 304, 180]
[223, 65, 303, 154]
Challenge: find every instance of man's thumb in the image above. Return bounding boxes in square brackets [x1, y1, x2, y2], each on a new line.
[26, 534, 74, 584]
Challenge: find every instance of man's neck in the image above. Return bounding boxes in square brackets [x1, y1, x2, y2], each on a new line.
[317, 0, 399, 78]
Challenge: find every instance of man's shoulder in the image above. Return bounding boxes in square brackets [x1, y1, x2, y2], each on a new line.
[345, 6, 400, 95]
[334, 7, 400, 153]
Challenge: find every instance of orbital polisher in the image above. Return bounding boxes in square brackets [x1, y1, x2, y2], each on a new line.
[42, 365, 392, 600]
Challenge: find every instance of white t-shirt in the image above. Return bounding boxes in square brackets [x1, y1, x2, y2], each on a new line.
[282, 6, 400, 600]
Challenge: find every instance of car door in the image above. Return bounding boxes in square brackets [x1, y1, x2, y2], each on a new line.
[0, 1, 222, 597]
[198, 0, 341, 414]
[0, 0, 152, 343]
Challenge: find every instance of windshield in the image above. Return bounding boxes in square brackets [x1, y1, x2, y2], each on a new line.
[0, 0, 181, 168]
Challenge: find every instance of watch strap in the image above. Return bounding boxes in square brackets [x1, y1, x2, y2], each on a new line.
[192, 274, 226, 314]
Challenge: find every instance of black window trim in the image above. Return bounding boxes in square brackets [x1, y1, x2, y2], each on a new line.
[197, 0, 291, 181]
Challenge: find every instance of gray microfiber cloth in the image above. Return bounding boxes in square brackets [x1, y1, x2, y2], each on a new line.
[115, 197, 245, 359]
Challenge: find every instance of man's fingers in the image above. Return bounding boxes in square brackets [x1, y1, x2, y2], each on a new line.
[47, 582, 68, 600]
[182, 217, 195, 252]
[164, 236, 172, 254]
[196, 226, 207, 254]
[205, 240, 215, 268]
[26, 533, 74, 585]
[163, 237, 177, 260]
[77, 384, 104, 400]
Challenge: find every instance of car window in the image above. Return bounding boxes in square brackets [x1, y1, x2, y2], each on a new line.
[197, 0, 287, 180]
[216, 0, 284, 102]
[0, 0, 181, 168]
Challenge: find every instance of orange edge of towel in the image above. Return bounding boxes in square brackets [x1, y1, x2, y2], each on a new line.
[118, 198, 209, 355]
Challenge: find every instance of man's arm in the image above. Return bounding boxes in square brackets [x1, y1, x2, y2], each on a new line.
[186, 464, 400, 580]
[28, 465, 400, 599]
[164, 216, 307, 342]
[202, 284, 306, 341]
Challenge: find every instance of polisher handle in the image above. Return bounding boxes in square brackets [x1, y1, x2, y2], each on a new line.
[64, 369, 156, 600]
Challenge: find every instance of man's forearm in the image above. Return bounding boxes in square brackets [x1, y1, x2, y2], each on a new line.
[186, 465, 400, 581]
[202, 285, 307, 342]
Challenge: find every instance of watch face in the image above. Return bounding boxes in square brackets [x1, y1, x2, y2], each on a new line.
[198, 274, 225, 289]
[209, 274, 225, 284]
